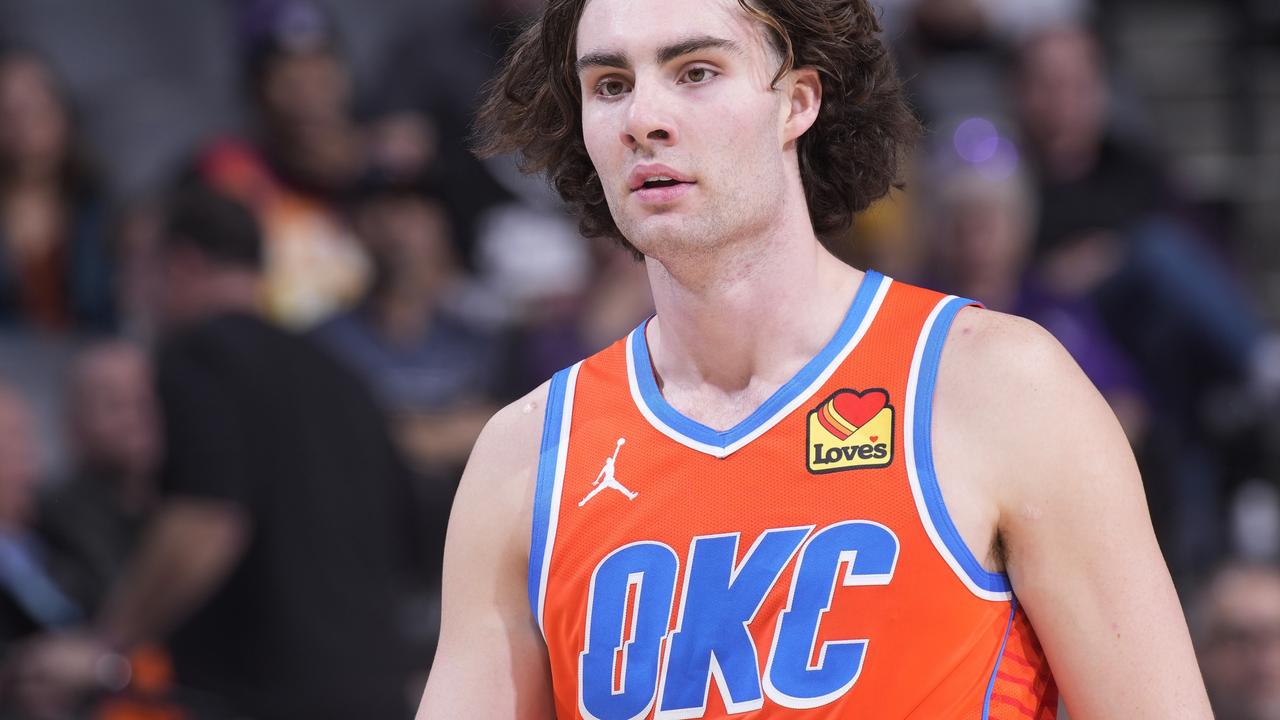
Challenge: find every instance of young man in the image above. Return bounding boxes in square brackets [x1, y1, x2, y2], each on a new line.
[419, 0, 1213, 717]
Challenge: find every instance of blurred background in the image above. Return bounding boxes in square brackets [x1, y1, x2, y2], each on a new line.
[0, 0, 1275, 718]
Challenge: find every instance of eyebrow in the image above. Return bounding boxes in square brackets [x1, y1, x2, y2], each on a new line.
[575, 50, 629, 76]
[656, 35, 740, 65]
[575, 35, 741, 76]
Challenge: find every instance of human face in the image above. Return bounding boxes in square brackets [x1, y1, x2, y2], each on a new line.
[1016, 29, 1107, 161]
[69, 344, 160, 479]
[0, 56, 71, 172]
[356, 196, 454, 296]
[259, 50, 350, 130]
[1200, 569, 1280, 720]
[576, 0, 794, 257]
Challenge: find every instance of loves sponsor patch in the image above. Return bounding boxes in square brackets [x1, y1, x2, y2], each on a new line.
[806, 388, 894, 473]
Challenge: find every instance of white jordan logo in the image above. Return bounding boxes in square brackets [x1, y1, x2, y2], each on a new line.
[579, 438, 638, 507]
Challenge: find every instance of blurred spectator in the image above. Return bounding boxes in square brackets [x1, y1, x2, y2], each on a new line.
[0, 380, 85, 652]
[311, 179, 508, 673]
[1013, 24, 1264, 369]
[1015, 23, 1275, 577]
[977, 0, 1085, 38]
[1194, 561, 1280, 720]
[374, 0, 541, 261]
[38, 341, 160, 616]
[110, 198, 166, 342]
[925, 157, 1036, 313]
[190, 0, 370, 328]
[895, 0, 1011, 129]
[0, 48, 114, 334]
[378, 0, 634, 327]
[1015, 25, 1166, 258]
[847, 188, 921, 284]
[924, 158, 1149, 444]
[508, 238, 654, 394]
[13, 188, 420, 719]
[312, 180, 505, 476]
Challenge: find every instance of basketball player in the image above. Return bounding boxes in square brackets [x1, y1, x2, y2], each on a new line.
[418, 0, 1213, 717]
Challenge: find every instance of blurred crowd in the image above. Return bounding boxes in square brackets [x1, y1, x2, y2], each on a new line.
[0, 0, 1275, 718]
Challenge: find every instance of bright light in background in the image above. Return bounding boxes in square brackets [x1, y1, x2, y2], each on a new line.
[953, 117, 1000, 164]
[978, 138, 1019, 181]
[952, 117, 1020, 181]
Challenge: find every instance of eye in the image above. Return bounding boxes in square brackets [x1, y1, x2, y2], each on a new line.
[594, 78, 630, 98]
[680, 67, 718, 85]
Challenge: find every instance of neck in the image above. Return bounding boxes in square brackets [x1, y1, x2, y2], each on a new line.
[643, 209, 862, 425]
[185, 271, 261, 323]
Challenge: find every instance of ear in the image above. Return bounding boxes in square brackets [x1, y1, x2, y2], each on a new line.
[781, 67, 821, 145]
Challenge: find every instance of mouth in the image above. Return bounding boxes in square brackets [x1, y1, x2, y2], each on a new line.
[628, 165, 695, 193]
[639, 177, 686, 190]
[631, 180, 696, 206]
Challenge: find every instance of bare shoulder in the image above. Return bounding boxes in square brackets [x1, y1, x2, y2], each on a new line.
[470, 380, 551, 478]
[420, 380, 557, 718]
[442, 376, 552, 600]
[933, 305, 1139, 544]
[940, 305, 1079, 390]
[936, 306, 1119, 485]
[935, 314, 1212, 718]
[453, 380, 552, 551]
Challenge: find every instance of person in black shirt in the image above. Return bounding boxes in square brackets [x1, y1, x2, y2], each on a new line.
[1013, 24, 1275, 578]
[12, 187, 419, 719]
[37, 341, 160, 617]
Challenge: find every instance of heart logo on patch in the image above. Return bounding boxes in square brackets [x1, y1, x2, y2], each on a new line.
[831, 389, 888, 429]
[807, 387, 896, 474]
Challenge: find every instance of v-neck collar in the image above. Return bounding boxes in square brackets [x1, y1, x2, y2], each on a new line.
[625, 270, 890, 459]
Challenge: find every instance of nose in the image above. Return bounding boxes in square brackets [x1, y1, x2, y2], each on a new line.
[620, 81, 677, 152]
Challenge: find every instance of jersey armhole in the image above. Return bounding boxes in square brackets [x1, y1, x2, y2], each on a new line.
[904, 296, 1013, 601]
[528, 362, 583, 636]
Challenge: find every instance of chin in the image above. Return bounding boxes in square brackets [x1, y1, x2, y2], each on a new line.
[621, 214, 695, 250]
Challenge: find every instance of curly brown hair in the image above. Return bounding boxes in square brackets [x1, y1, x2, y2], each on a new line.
[474, 0, 919, 254]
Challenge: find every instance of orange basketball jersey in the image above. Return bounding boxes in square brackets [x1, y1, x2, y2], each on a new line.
[529, 271, 1058, 719]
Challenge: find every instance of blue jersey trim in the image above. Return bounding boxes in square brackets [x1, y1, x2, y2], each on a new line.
[528, 367, 572, 627]
[982, 597, 1019, 719]
[628, 270, 886, 450]
[914, 296, 1013, 594]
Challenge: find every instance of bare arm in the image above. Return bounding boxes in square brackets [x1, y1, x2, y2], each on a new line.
[939, 310, 1212, 718]
[90, 345, 253, 649]
[417, 384, 556, 719]
[7, 498, 249, 719]
[96, 497, 250, 650]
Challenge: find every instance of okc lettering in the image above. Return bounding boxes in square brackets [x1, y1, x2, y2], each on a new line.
[577, 521, 900, 720]
[811, 442, 889, 465]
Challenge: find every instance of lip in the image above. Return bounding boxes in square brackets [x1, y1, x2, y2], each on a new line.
[633, 181, 695, 205]
[628, 164, 695, 192]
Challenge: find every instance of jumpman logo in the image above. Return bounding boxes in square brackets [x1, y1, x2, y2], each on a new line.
[579, 438, 638, 507]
